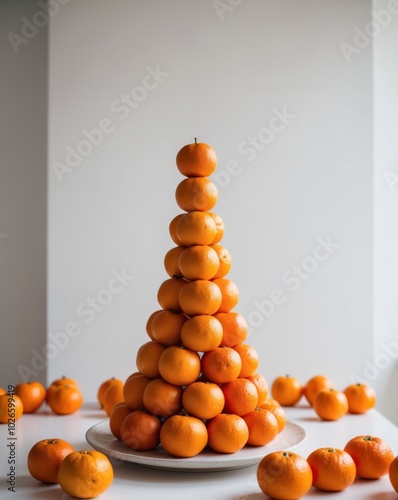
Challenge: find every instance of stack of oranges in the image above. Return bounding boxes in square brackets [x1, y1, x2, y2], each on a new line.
[113, 139, 281, 458]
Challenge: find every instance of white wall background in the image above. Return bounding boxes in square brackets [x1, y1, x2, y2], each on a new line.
[2, 0, 397, 424]
[0, 0, 47, 387]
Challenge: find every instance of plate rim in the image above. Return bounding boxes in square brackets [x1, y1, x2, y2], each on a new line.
[85, 419, 307, 472]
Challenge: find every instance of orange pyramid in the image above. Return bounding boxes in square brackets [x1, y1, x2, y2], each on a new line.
[119, 139, 280, 457]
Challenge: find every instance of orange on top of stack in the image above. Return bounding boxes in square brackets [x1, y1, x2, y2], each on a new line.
[118, 139, 281, 458]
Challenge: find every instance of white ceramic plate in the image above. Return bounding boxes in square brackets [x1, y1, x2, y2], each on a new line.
[86, 420, 307, 472]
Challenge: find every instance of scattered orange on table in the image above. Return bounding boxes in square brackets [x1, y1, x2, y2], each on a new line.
[47, 383, 83, 416]
[58, 450, 113, 499]
[27, 438, 75, 483]
[257, 451, 313, 500]
[313, 388, 348, 421]
[389, 455, 398, 493]
[271, 374, 303, 407]
[0, 393, 23, 424]
[15, 381, 46, 414]
[303, 374, 334, 406]
[344, 435, 394, 479]
[307, 447, 356, 491]
[97, 377, 123, 409]
[343, 382, 376, 414]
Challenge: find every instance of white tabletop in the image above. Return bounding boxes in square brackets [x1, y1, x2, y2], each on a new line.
[1, 401, 398, 499]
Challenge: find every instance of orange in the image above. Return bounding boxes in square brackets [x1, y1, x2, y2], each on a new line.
[303, 374, 334, 406]
[49, 376, 79, 388]
[389, 455, 398, 493]
[0, 388, 5, 396]
[120, 410, 162, 451]
[47, 384, 83, 416]
[271, 374, 303, 406]
[145, 309, 162, 340]
[208, 212, 224, 244]
[307, 447, 356, 492]
[243, 407, 279, 446]
[27, 438, 75, 483]
[213, 278, 239, 313]
[257, 451, 313, 500]
[176, 138, 217, 177]
[169, 214, 186, 246]
[247, 373, 269, 406]
[151, 309, 187, 346]
[15, 381, 45, 413]
[210, 244, 232, 278]
[0, 393, 23, 423]
[233, 343, 259, 378]
[101, 379, 124, 417]
[178, 279, 222, 316]
[344, 435, 394, 479]
[207, 413, 249, 453]
[343, 383, 376, 414]
[46, 376, 79, 403]
[214, 311, 248, 347]
[181, 314, 223, 352]
[176, 211, 217, 246]
[97, 377, 123, 408]
[122, 373, 151, 411]
[260, 399, 287, 433]
[182, 381, 225, 420]
[136, 340, 167, 379]
[158, 346, 201, 386]
[221, 378, 258, 416]
[201, 346, 242, 384]
[143, 378, 183, 418]
[160, 414, 208, 458]
[164, 246, 184, 278]
[175, 177, 218, 212]
[178, 245, 220, 280]
[58, 450, 113, 499]
[313, 388, 348, 421]
[157, 277, 187, 311]
[109, 402, 132, 440]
